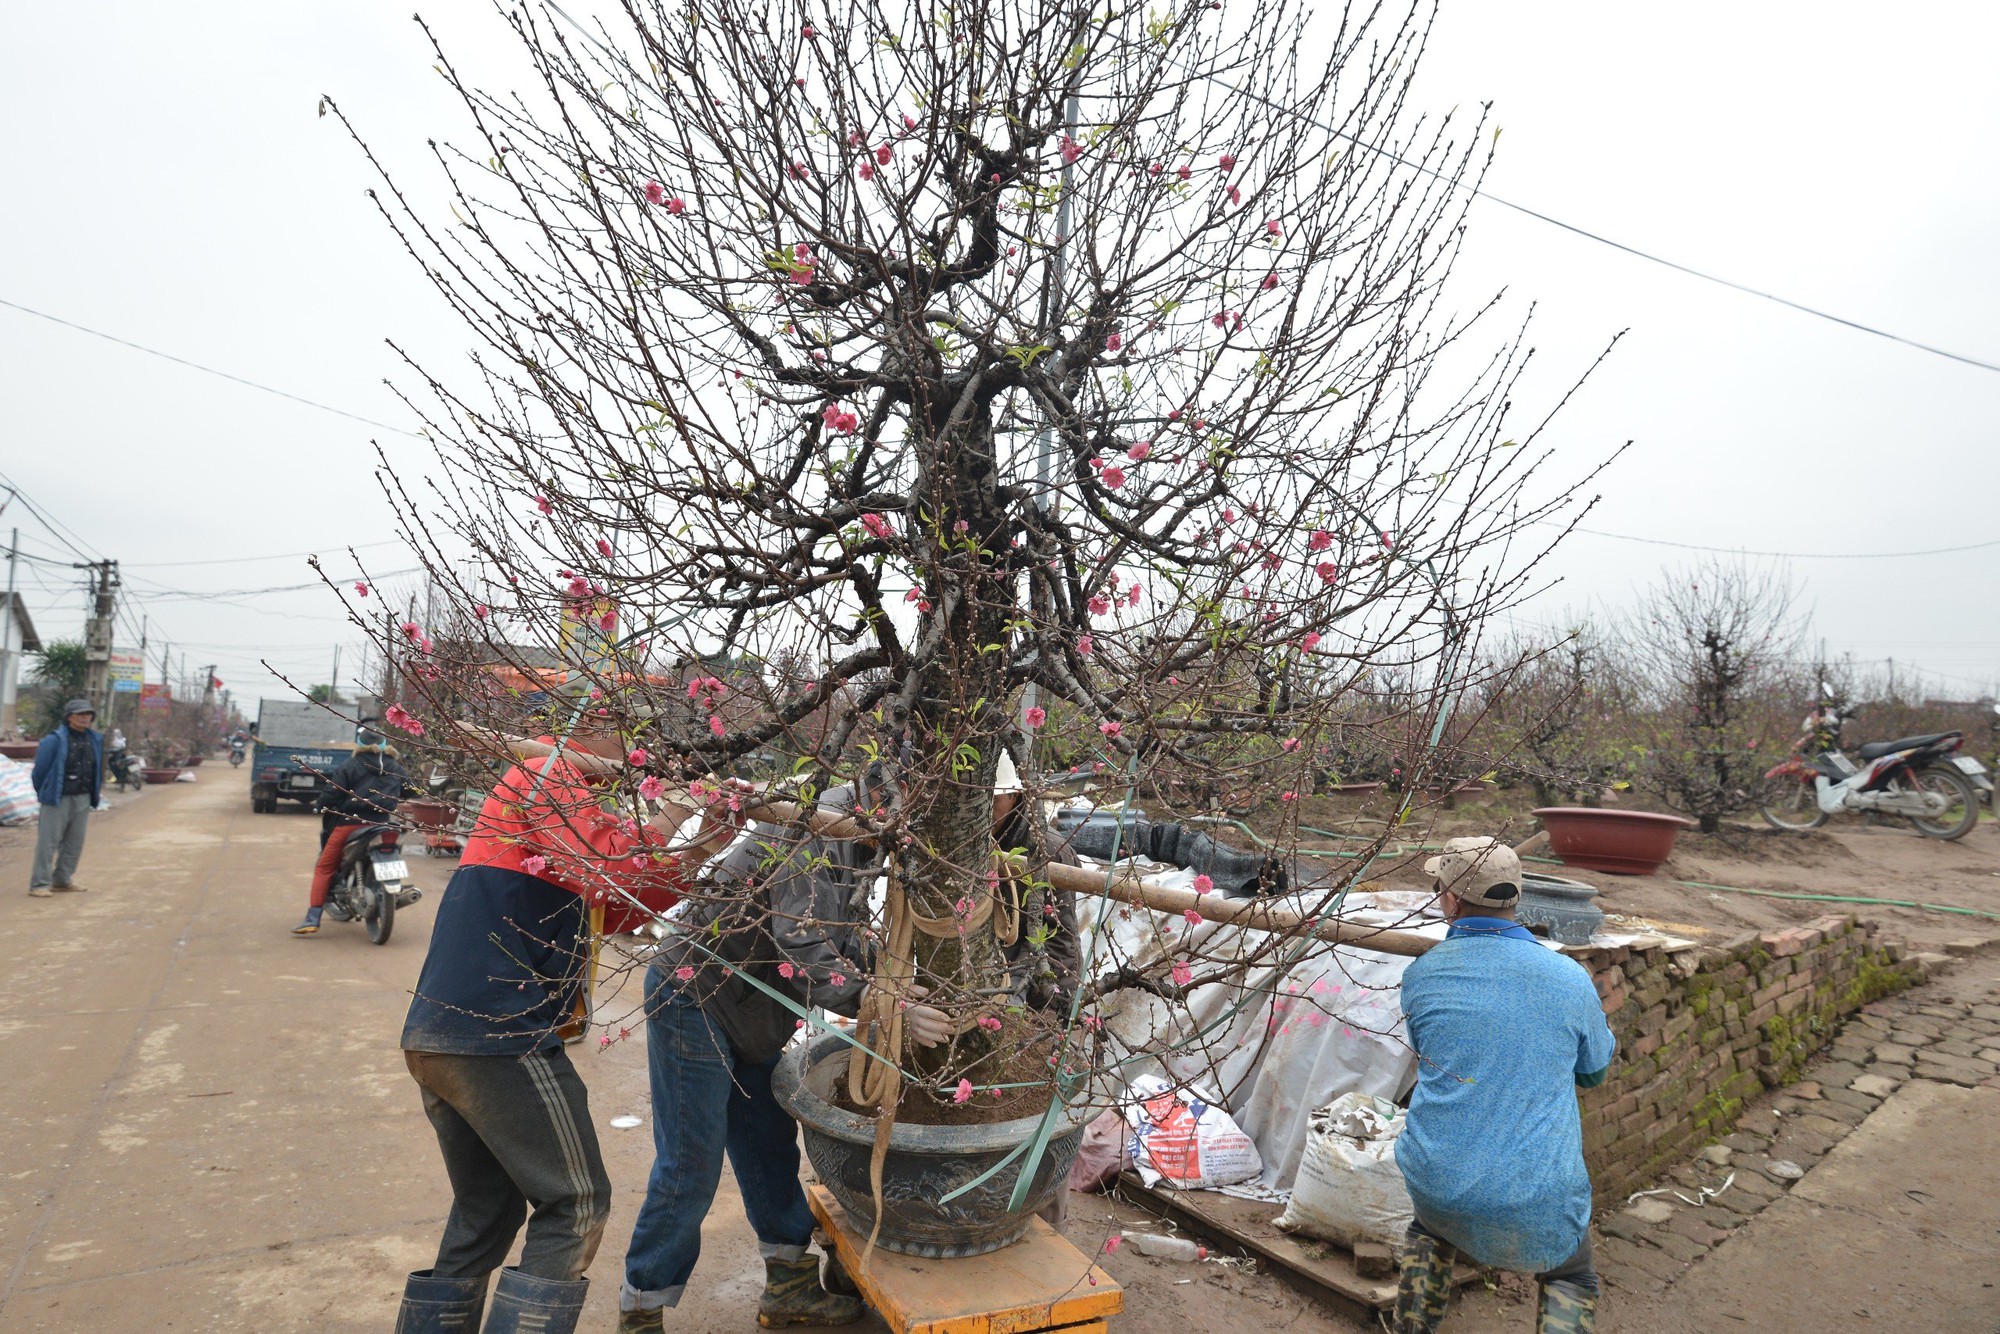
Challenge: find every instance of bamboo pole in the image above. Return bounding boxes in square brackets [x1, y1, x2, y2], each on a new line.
[452, 729, 1438, 957]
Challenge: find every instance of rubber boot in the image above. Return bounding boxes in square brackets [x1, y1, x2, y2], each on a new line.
[756, 1255, 863, 1328]
[291, 906, 323, 935]
[481, 1267, 588, 1334]
[1537, 1278, 1597, 1334]
[391, 1269, 487, 1333]
[1390, 1229, 1454, 1334]
[614, 1308, 663, 1333]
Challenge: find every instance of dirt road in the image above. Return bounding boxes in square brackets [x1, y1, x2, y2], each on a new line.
[0, 769, 1994, 1332]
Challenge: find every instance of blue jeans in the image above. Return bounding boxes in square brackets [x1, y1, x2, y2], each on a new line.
[620, 967, 818, 1312]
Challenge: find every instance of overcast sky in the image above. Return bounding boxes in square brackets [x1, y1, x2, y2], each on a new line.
[3, 1, 1996, 715]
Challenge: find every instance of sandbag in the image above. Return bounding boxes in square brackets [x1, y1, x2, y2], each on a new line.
[0, 759, 37, 826]
[1124, 1074, 1262, 1190]
[1273, 1092, 1414, 1247]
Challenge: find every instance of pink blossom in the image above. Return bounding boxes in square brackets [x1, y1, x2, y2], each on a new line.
[382, 703, 425, 737]
[1183, 908, 1203, 926]
[830, 972, 847, 986]
[860, 512, 893, 539]
[1148, 161, 1163, 176]
[1103, 1235, 1123, 1254]
[1106, 332, 1122, 352]
[597, 537, 614, 557]
[801, 23, 815, 37]
[1193, 874, 1214, 893]
[779, 962, 796, 979]
[644, 180, 666, 205]
[1194, 418, 1208, 430]
[1301, 632, 1323, 651]
[567, 576, 590, 597]
[522, 854, 549, 877]
[473, 604, 489, 620]
[675, 965, 696, 981]
[1261, 273, 1280, 291]
[1126, 440, 1151, 461]
[1167, 408, 1183, 422]
[1126, 585, 1142, 607]
[1099, 721, 1121, 738]
[1176, 164, 1192, 181]
[790, 161, 810, 179]
[1281, 737, 1301, 752]
[351, 581, 370, 599]
[535, 494, 553, 515]
[627, 747, 650, 767]
[1265, 219, 1282, 236]
[1281, 790, 1298, 802]
[875, 143, 893, 165]
[1221, 507, 1236, 524]
[1314, 561, 1339, 584]
[1024, 706, 1047, 729]
[1101, 465, 1126, 489]
[638, 775, 666, 801]
[400, 621, 421, 640]
[1219, 153, 1237, 170]
[1076, 634, 1093, 655]
[666, 197, 686, 215]
[1308, 529, 1333, 552]
[1060, 135, 1082, 164]
[1088, 594, 1111, 616]
[708, 715, 726, 738]
[953, 1079, 974, 1105]
[976, 1015, 1003, 1032]
[858, 162, 875, 181]
[904, 112, 918, 130]
[1227, 185, 1242, 205]
[1171, 962, 1194, 987]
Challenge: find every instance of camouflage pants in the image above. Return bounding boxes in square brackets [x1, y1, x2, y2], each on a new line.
[1391, 1220, 1598, 1333]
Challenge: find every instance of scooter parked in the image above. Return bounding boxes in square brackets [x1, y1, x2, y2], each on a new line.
[1758, 691, 1984, 840]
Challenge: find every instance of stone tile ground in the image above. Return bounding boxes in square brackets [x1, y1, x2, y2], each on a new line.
[1590, 972, 2000, 1296]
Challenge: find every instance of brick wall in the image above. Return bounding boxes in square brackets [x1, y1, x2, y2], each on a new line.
[1575, 914, 1924, 1205]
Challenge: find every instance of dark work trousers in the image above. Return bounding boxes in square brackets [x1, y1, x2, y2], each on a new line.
[405, 1047, 613, 1282]
[1410, 1215, 1599, 1295]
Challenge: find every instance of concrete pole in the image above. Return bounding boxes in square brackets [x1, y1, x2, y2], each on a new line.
[0, 527, 18, 737]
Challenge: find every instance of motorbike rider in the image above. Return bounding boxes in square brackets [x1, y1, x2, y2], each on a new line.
[292, 718, 413, 935]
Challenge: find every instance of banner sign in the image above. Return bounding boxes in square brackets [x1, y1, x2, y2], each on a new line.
[109, 653, 145, 693]
[139, 682, 171, 712]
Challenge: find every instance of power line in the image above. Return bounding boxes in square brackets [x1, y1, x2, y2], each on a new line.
[125, 539, 406, 569]
[0, 297, 421, 436]
[1567, 526, 2000, 561]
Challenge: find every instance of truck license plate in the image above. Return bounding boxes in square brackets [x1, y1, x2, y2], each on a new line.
[288, 775, 317, 788]
[372, 859, 409, 882]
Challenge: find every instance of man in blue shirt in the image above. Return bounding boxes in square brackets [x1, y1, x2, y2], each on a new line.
[1394, 837, 1616, 1333]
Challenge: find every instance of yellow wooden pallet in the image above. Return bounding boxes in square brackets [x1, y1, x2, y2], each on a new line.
[806, 1184, 1122, 1334]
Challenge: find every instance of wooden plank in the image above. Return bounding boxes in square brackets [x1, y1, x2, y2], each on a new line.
[1113, 1176, 1476, 1312]
[807, 1184, 1122, 1334]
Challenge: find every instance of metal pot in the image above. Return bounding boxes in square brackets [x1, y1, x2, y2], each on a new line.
[773, 1033, 1092, 1258]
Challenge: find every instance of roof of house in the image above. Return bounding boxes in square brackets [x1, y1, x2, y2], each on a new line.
[2, 592, 40, 653]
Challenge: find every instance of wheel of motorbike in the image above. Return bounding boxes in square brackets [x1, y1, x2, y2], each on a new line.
[1756, 775, 1828, 831]
[1908, 765, 1980, 841]
[365, 882, 396, 945]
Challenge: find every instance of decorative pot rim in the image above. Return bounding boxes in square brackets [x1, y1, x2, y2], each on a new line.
[775, 1032, 1094, 1156]
[1532, 807, 1694, 828]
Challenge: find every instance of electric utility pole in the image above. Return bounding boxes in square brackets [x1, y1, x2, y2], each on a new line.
[80, 558, 119, 718]
[0, 527, 19, 738]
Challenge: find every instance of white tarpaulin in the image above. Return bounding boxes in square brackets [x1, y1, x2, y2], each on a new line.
[1081, 861, 1446, 1192]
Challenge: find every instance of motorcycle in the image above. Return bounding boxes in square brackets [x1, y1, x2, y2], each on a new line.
[106, 749, 143, 793]
[1758, 694, 1985, 840]
[322, 824, 422, 944]
[228, 739, 246, 768]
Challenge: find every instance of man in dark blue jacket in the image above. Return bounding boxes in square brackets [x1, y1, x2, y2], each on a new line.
[28, 699, 103, 899]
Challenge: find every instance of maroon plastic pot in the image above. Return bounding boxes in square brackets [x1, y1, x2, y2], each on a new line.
[1532, 807, 1693, 876]
[141, 768, 182, 785]
[0, 742, 39, 762]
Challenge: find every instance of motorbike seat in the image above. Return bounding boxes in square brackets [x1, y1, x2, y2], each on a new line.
[339, 824, 400, 865]
[1855, 732, 1959, 762]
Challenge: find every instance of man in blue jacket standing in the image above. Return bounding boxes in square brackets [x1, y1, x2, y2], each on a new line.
[1393, 836, 1617, 1333]
[29, 699, 104, 899]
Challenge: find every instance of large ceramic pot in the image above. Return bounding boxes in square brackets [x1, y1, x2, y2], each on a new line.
[1533, 807, 1692, 876]
[141, 768, 181, 785]
[774, 1032, 1092, 1258]
[0, 742, 39, 762]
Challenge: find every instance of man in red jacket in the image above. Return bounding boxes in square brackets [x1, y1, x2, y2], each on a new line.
[393, 721, 739, 1334]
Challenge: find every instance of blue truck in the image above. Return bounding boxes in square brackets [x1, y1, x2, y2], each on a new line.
[250, 699, 370, 815]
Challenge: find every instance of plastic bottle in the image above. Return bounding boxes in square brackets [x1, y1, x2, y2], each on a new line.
[1122, 1232, 1207, 1261]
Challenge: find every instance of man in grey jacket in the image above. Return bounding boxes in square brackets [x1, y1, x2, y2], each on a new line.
[617, 760, 1078, 1331]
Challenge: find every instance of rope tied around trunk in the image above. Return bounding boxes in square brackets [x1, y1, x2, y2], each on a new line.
[844, 852, 1024, 1259]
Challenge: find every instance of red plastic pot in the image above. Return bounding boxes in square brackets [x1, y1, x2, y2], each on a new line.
[0, 742, 39, 762]
[141, 768, 182, 785]
[1532, 807, 1693, 877]
[402, 799, 456, 831]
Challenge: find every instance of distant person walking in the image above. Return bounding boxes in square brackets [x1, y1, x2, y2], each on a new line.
[28, 699, 104, 899]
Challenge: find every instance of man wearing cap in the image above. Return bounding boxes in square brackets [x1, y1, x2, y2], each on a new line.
[1392, 836, 1617, 1333]
[28, 700, 104, 899]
